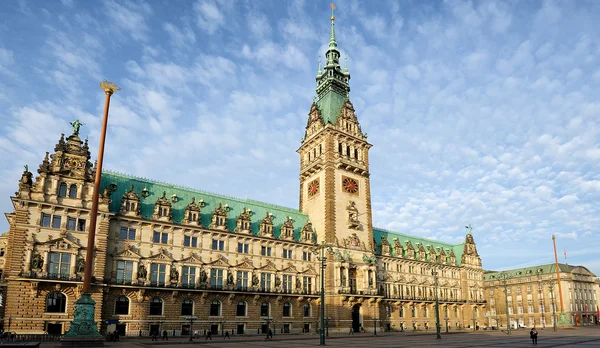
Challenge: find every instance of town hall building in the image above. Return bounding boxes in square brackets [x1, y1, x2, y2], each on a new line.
[1, 10, 485, 336]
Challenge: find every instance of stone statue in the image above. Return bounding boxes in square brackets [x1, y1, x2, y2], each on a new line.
[76, 257, 85, 273]
[275, 276, 281, 287]
[23, 165, 28, 173]
[296, 277, 302, 290]
[70, 119, 85, 135]
[170, 266, 179, 281]
[138, 264, 147, 279]
[199, 268, 207, 283]
[227, 272, 234, 285]
[340, 272, 347, 287]
[31, 252, 43, 270]
[252, 274, 260, 286]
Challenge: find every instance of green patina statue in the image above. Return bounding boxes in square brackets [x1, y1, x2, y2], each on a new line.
[70, 119, 85, 135]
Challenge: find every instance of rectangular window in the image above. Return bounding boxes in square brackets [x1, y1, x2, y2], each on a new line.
[261, 273, 272, 291]
[120, 227, 136, 240]
[161, 232, 168, 244]
[303, 251, 311, 261]
[150, 263, 166, 286]
[41, 213, 52, 227]
[67, 217, 77, 231]
[184, 236, 191, 246]
[51, 215, 61, 229]
[210, 269, 224, 288]
[182, 266, 196, 287]
[303, 276, 312, 293]
[116, 260, 134, 284]
[153, 231, 161, 243]
[0, 249, 4, 257]
[237, 243, 249, 254]
[236, 271, 249, 289]
[48, 252, 71, 279]
[77, 219, 86, 232]
[212, 239, 224, 250]
[283, 248, 292, 259]
[261, 246, 271, 256]
[283, 274, 293, 292]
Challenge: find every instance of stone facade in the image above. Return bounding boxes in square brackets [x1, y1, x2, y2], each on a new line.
[483, 264, 598, 329]
[0, 10, 485, 336]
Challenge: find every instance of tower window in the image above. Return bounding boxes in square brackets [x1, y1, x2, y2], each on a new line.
[338, 143, 342, 154]
[68, 184, 77, 198]
[58, 183, 67, 197]
[319, 144, 322, 154]
[346, 146, 350, 156]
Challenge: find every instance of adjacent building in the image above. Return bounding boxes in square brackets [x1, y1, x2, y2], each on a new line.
[1, 10, 485, 336]
[483, 263, 597, 329]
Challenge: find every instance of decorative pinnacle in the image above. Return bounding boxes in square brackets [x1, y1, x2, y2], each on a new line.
[100, 80, 120, 95]
[344, 54, 348, 73]
[329, 3, 337, 49]
[318, 57, 322, 75]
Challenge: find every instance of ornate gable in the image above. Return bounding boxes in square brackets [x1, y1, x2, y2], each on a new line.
[145, 248, 174, 262]
[208, 254, 230, 267]
[113, 245, 142, 260]
[300, 220, 314, 243]
[405, 241, 415, 260]
[281, 262, 299, 273]
[179, 252, 203, 264]
[304, 102, 325, 139]
[233, 258, 255, 270]
[235, 208, 252, 233]
[259, 212, 274, 237]
[280, 216, 294, 240]
[35, 236, 83, 251]
[120, 184, 141, 217]
[257, 260, 279, 272]
[380, 236, 391, 255]
[182, 197, 203, 226]
[152, 191, 172, 222]
[335, 100, 364, 138]
[300, 265, 318, 276]
[392, 238, 404, 258]
[210, 202, 229, 230]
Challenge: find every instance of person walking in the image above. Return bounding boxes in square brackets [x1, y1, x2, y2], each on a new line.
[348, 325, 354, 335]
[529, 328, 538, 345]
[224, 331, 230, 339]
[162, 330, 168, 341]
[206, 330, 213, 340]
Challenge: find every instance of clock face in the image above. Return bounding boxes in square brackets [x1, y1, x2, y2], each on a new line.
[342, 176, 359, 194]
[308, 179, 320, 197]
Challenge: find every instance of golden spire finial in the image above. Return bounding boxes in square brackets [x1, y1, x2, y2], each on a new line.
[330, 3, 335, 21]
[100, 80, 120, 95]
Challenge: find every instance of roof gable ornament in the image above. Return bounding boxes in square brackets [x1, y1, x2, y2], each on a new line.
[259, 212, 274, 237]
[182, 197, 202, 226]
[392, 238, 404, 258]
[380, 236, 391, 256]
[152, 191, 173, 222]
[235, 208, 252, 233]
[120, 184, 141, 217]
[281, 216, 295, 240]
[210, 202, 229, 230]
[301, 220, 315, 243]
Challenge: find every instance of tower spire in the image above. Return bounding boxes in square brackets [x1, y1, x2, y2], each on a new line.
[329, 3, 337, 49]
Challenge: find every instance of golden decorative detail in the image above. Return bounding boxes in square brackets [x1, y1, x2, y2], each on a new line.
[100, 80, 120, 95]
[330, 3, 335, 21]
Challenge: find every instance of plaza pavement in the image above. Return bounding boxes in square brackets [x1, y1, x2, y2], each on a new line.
[34, 326, 600, 348]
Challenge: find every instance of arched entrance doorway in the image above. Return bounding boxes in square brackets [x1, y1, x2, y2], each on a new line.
[352, 304, 362, 333]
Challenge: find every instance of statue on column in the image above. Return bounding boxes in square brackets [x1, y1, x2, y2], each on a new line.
[31, 252, 43, 270]
[138, 264, 147, 279]
[70, 119, 85, 135]
[76, 257, 85, 273]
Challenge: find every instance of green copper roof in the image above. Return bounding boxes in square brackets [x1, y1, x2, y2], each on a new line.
[483, 263, 587, 281]
[100, 171, 310, 241]
[317, 92, 347, 124]
[373, 227, 466, 266]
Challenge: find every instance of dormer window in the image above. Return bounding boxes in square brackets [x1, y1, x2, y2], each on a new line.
[281, 217, 294, 240]
[120, 184, 141, 217]
[235, 208, 252, 233]
[152, 191, 172, 222]
[58, 183, 67, 197]
[182, 197, 202, 226]
[259, 212, 274, 237]
[300, 221, 314, 243]
[209, 202, 229, 230]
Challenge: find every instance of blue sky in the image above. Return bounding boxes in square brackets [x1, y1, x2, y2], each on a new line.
[1, 0, 600, 275]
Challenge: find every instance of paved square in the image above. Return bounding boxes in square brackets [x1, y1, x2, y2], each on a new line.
[31, 327, 600, 348]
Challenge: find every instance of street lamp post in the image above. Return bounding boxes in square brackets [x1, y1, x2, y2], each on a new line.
[444, 317, 449, 333]
[546, 281, 558, 331]
[427, 263, 442, 339]
[312, 242, 333, 346]
[497, 272, 512, 335]
[187, 316, 197, 342]
[372, 317, 377, 336]
[62, 81, 119, 346]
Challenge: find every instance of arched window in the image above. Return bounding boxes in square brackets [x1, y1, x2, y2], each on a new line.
[209, 300, 221, 316]
[46, 292, 67, 313]
[236, 301, 247, 316]
[260, 302, 270, 317]
[303, 303, 311, 317]
[283, 302, 292, 317]
[114, 296, 129, 315]
[68, 184, 77, 198]
[149, 297, 163, 316]
[58, 183, 67, 197]
[181, 299, 194, 316]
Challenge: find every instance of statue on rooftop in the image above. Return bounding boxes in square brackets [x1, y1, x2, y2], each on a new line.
[70, 119, 85, 135]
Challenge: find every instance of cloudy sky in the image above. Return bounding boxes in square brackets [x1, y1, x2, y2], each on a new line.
[1, 0, 600, 275]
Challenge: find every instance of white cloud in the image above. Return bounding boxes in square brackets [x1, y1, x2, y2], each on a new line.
[194, 0, 225, 34]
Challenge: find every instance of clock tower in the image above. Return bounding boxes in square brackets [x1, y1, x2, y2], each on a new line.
[298, 8, 373, 250]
